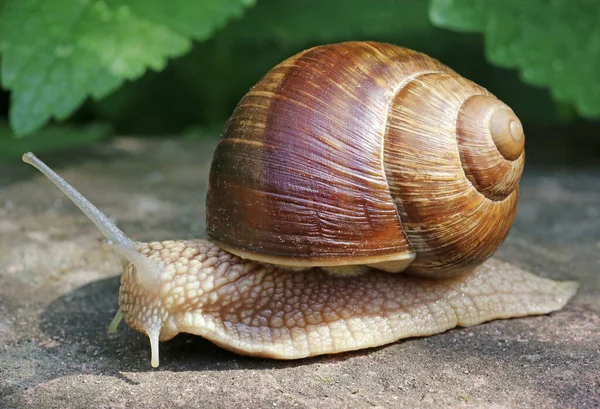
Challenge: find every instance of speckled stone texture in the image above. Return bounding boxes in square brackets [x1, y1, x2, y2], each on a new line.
[0, 138, 598, 409]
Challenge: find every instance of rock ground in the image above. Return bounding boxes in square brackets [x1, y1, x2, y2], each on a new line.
[0, 138, 598, 409]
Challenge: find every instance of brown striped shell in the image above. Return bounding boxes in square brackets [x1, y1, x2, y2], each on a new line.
[206, 41, 525, 278]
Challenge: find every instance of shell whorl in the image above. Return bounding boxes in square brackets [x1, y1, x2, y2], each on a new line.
[383, 69, 524, 277]
[457, 95, 525, 200]
[206, 42, 524, 276]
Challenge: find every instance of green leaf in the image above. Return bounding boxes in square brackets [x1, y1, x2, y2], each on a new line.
[429, 0, 600, 118]
[0, 0, 255, 136]
[109, 0, 255, 40]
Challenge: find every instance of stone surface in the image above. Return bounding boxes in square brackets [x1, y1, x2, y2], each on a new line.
[0, 138, 598, 409]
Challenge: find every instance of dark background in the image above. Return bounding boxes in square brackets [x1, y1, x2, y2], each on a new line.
[0, 0, 598, 166]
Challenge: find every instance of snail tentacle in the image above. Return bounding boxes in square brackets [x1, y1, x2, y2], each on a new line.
[22, 153, 163, 290]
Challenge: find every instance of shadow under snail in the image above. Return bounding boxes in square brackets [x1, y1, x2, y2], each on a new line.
[23, 42, 578, 367]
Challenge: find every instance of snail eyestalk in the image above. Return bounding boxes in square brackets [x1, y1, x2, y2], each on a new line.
[107, 309, 124, 333]
[21, 152, 162, 289]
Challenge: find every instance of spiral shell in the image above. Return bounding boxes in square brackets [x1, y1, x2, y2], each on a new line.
[206, 42, 524, 277]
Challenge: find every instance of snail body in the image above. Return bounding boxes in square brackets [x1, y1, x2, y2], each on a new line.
[23, 42, 577, 368]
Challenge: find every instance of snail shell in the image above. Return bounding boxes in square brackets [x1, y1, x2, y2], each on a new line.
[206, 41, 525, 277]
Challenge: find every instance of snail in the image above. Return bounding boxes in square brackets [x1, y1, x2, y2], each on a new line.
[23, 42, 577, 368]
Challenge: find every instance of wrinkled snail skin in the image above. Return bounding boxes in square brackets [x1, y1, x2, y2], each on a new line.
[119, 240, 577, 363]
[21, 42, 578, 368]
